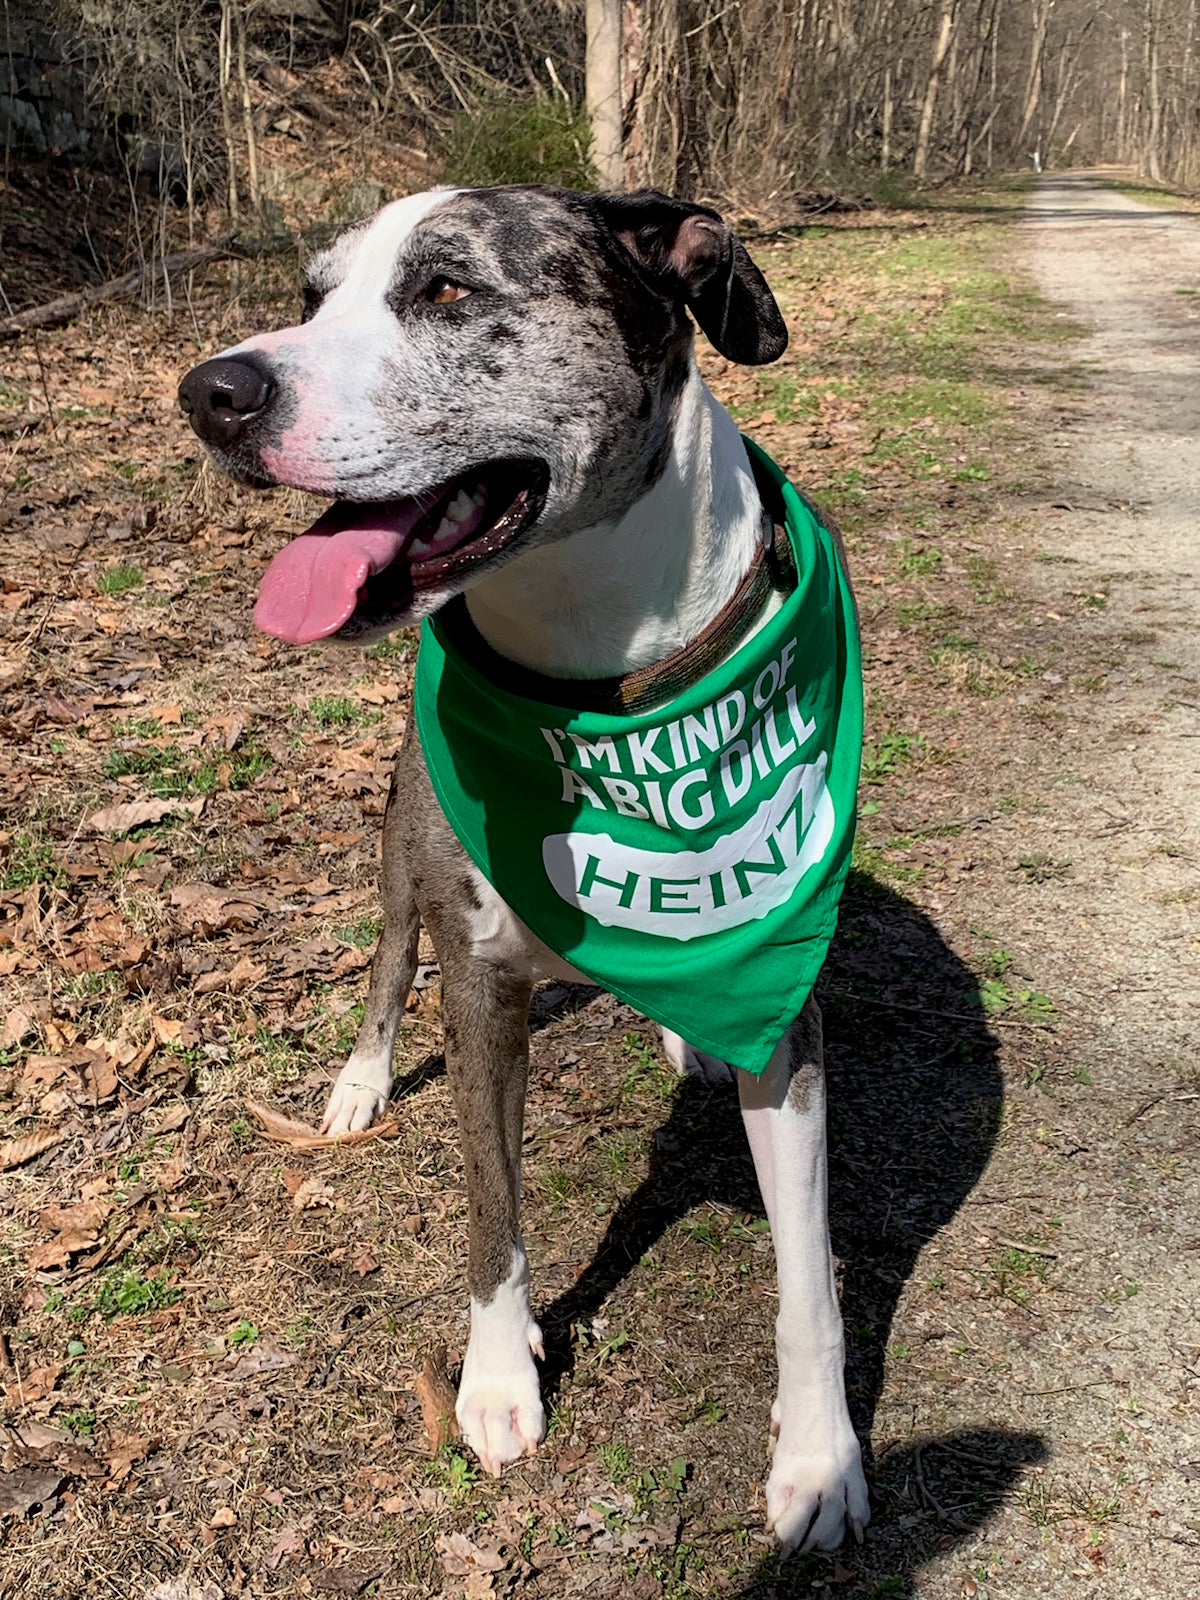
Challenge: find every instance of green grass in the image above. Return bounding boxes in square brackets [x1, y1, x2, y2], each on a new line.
[307, 694, 382, 730]
[1105, 180, 1191, 209]
[861, 730, 925, 784]
[1, 831, 66, 889]
[366, 631, 417, 663]
[96, 563, 144, 596]
[102, 741, 272, 797]
[92, 1267, 181, 1320]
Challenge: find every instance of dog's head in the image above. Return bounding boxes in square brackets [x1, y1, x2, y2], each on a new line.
[178, 185, 787, 644]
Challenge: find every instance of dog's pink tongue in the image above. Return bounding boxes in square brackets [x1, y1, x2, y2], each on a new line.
[254, 506, 420, 643]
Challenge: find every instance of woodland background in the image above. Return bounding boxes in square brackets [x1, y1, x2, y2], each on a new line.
[2, 0, 1199, 302]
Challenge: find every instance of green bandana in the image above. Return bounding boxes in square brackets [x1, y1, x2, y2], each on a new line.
[414, 442, 863, 1073]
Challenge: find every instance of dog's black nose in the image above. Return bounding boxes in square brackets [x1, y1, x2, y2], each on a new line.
[178, 355, 274, 447]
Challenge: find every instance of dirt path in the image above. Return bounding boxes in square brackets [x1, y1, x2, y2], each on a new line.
[931, 172, 1200, 1596]
[1022, 173, 1200, 1058]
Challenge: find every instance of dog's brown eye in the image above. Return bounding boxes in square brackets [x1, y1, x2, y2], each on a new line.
[425, 277, 471, 305]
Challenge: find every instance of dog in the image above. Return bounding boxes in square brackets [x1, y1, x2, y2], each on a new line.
[178, 185, 870, 1554]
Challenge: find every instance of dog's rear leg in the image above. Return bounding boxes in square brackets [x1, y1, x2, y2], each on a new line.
[738, 997, 870, 1553]
[440, 953, 545, 1475]
[322, 776, 421, 1136]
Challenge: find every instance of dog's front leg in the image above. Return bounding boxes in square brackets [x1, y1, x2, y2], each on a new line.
[738, 997, 870, 1552]
[440, 953, 545, 1475]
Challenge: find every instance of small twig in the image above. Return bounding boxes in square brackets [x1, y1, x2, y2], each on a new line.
[995, 1233, 1058, 1257]
[840, 992, 1055, 1031]
[913, 1443, 972, 1532]
[1023, 1379, 1112, 1398]
[1126, 1091, 1200, 1126]
[0, 236, 239, 336]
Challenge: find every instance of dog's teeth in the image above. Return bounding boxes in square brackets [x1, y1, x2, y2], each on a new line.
[470, 488, 486, 508]
[445, 488, 474, 524]
[409, 536, 434, 556]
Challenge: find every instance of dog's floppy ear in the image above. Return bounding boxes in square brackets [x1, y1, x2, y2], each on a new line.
[592, 189, 788, 365]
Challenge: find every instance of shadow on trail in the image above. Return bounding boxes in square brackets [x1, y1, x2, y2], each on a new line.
[532, 873, 1044, 1593]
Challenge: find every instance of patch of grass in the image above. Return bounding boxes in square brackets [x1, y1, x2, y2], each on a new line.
[538, 1163, 575, 1207]
[1, 831, 66, 889]
[598, 1439, 689, 1515]
[979, 978, 1056, 1022]
[96, 562, 144, 596]
[308, 694, 381, 730]
[228, 1319, 259, 1347]
[92, 1267, 181, 1320]
[862, 730, 925, 783]
[1106, 180, 1189, 209]
[102, 740, 272, 797]
[60, 1408, 97, 1438]
[337, 915, 383, 949]
[366, 631, 418, 663]
[431, 1445, 479, 1502]
[981, 1244, 1052, 1305]
[897, 541, 942, 578]
[599, 1131, 641, 1184]
[619, 1031, 673, 1102]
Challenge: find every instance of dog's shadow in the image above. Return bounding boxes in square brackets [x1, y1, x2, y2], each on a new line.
[526, 873, 1044, 1590]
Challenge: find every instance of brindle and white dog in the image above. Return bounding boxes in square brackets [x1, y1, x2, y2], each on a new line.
[179, 185, 870, 1553]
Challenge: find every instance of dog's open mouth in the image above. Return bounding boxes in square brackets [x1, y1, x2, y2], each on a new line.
[253, 458, 548, 643]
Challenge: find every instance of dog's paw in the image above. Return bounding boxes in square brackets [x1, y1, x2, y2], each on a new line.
[321, 1057, 391, 1135]
[659, 1027, 736, 1086]
[764, 1423, 870, 1554]
[456, 1323, 545, 1476]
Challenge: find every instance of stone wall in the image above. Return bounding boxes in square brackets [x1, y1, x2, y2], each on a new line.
[0, 7, 91, 155]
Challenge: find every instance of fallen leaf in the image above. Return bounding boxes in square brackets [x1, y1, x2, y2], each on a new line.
[230, 1338, 295, 1377]
[0, 1129, 66, 1172]
[0, 1420, 72, 1451]
[170, 882, 263, 934]
[2, 1005, 37, 1048]
[267, 1523, 307, 1567]
[43, 695, 92, 722]
[86, 797, 205, 834]
[415, 1345, 459, 1454]
[40, 1203, 112, 1235]
[352, 1250, 378, 1277]
[146, 1580, 224, 1600]
[291, 1176, 335, 1213]
[0, 1467, 65, 1518]
[27, 1239, 75, 1272]
[19, 1053, 79, 1092]
[39, 1196, 109, 1236]
[436, 1530, 506, 1576]
[4, 1363, 62, 1406]
[151, 1103, 191, 1134]
[209, 1505, 237, 1528]
[245, 1098, 398, 1150]
[106, 1432, 151, 1483]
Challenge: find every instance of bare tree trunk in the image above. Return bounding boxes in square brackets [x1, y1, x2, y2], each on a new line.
[587, 0, 625, 188]
[218, 0, 240, 222]
[1018, 0, 1053, 157]
[1145, 0, 1164, 181]
[913, 0, 958, 178]
[881, 62, 892, 171]
[233, 2, 260, 214]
